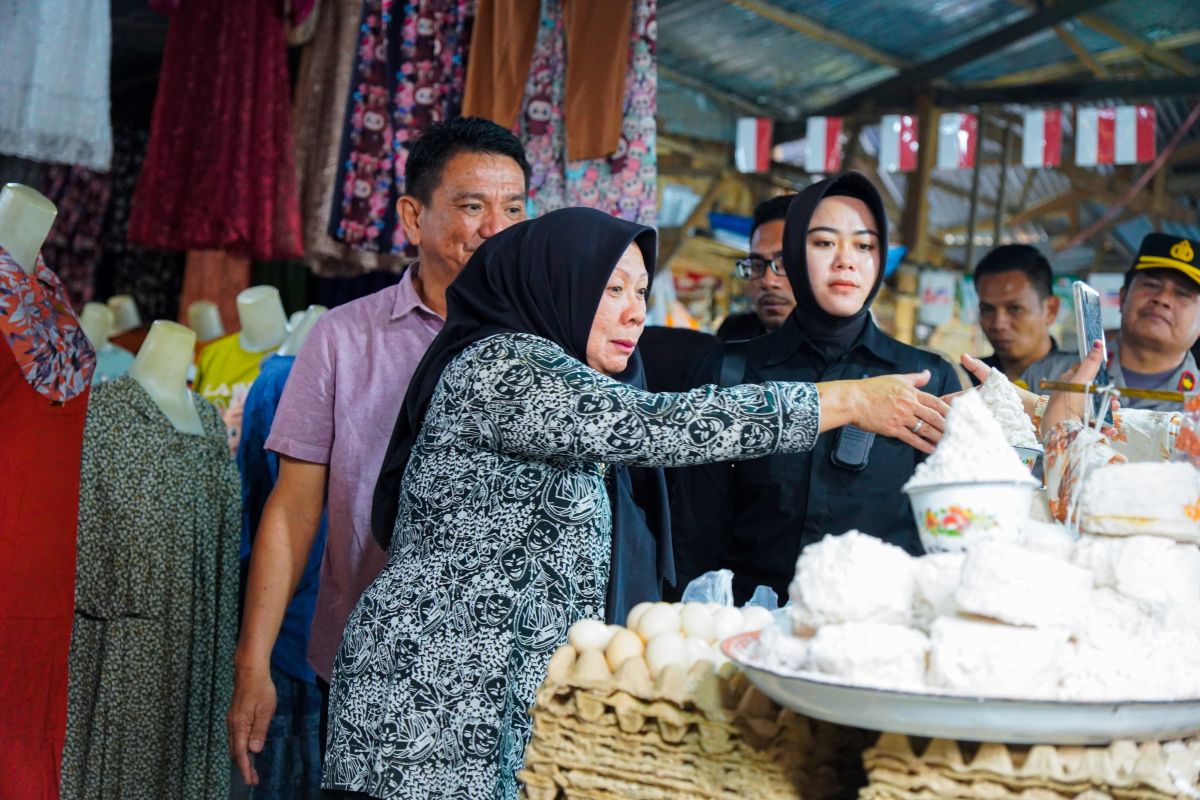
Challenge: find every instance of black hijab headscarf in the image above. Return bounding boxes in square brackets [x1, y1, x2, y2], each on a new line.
[370, 206, 673, 624]
[782, 171, 889, 356]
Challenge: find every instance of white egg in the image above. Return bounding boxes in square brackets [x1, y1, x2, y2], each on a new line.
[567, 619, 613, 652]
[680, 603, 715, 641]
[644, 631, 688, 677]
[636, 604, 682, 642]
[740, 605, 775, 633]
[624, 601, 655, 631]
[712, 607, 745, 643]
[604, 628, 645, 672]
[684, 637, 713, 667]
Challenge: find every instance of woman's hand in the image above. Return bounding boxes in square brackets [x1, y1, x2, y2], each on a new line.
[818, 370, 951, 454]
[949, 353, 1041, 417]
[1041, 341, 1112, 435]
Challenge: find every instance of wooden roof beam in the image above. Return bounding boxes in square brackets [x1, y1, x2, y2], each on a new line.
[658, 63, 776, 118]
[718, 0, 908, 70]
[1075, 13, 1198, 77]
[810, 0, 1118, 117]
[1052, 23, 1109, 78]
[980, 28, 1200, 86]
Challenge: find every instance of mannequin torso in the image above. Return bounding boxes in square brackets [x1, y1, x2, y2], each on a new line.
[129, 321, 204, 435]
[79, 302, 114, 351]
[277, 304, 327, 357]
[237, 286, 288, 353]
[107, 294, 143, 336]
[187, 300, 226, 344]
[0, 183, 57, 274]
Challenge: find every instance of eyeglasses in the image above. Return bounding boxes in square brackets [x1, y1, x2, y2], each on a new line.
[734, 256, 785, 280]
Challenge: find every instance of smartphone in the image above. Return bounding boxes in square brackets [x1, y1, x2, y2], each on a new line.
[1072, 281, 1112, 424]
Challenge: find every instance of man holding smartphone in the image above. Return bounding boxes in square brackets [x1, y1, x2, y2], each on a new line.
[1023, 233, 1200, 410]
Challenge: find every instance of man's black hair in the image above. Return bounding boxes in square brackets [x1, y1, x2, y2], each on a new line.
[404, 117, 532, 204]
[749, 195, 794, 241]
[973, 244, 1054, 299]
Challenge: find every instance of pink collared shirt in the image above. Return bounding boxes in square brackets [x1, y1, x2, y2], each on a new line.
[266, 270, 443, 680]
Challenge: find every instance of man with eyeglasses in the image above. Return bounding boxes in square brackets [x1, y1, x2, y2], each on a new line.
[718, 195, 796, 341]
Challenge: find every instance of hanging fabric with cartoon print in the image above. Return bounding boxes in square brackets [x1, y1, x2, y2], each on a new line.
[330, 0, 476, 256]
[516, 0, 657, 228]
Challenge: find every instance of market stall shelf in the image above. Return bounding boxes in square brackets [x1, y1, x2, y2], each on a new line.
[723, 631, 1200, 746]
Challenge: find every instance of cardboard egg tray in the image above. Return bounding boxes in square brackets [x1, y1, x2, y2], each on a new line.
[519, 644, 873, 800]
[860, 732, 1200, 799]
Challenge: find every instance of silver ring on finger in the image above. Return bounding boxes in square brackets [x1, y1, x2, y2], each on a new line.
[910, 419, 924, 435]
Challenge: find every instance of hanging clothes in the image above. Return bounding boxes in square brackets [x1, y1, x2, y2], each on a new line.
[294, 0, 406, 278]
[40, 164, 113, 310]
[128, 0, 301, 261]
[177, 250, 251, 334]
[0, 248, 94, 800]
[515, 0, 657, 227]
[463, 0, 632, 161]
[0, 0, 113, 170]
[96, 127, 186, 323]
[61, 375, 239, 800]
[326, 0, 475, 257]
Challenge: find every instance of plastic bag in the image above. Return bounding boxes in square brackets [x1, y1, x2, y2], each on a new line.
[1173, 392, 1200, 468]
[680, 569, 780, 610]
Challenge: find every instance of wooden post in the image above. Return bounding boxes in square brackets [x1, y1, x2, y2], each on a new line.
[992, 123, 1013, 243]
[900, 93, 937, 264]
[964, 111, 988, 271]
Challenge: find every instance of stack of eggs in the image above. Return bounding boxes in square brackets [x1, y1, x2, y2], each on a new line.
[566, 601, 775, 678]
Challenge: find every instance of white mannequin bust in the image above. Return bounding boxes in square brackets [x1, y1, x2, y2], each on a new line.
[288, 310, 306, 330]
[236, 285, 288, 353]
[79, 302, 114, 350]
[107, 294, 143, 336]
[0, 183, 57, 275]
[186, 300, 226, 343]
[129, 320, 204, 435]
[278, 305, 328, 357]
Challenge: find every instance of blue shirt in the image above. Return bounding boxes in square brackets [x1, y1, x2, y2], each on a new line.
[237, 354, 327, 684]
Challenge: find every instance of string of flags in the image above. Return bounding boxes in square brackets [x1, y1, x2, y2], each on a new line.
[735, 104, 1157, 175]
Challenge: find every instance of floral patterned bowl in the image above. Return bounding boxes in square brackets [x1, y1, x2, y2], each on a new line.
[905, 481, 1036, 553]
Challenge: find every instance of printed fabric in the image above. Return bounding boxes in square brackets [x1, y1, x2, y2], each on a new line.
[324, 332, 819, 799]
[128, 0, 302, 260]
[62, 375, 239, 800]
[516, 0, 657, 227]
[0, 247, 96, 402]
[40, 163, 113, 309]
[330, 0, 476, 254]
[0, 0, 113, 170]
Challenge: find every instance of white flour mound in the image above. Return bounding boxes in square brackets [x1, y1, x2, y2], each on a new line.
[788, 531, 916, 631]
[903, 390, 1038, 489]
[978, 369, 1040, 448]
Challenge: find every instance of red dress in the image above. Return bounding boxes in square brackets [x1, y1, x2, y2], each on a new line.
[0, 250, 95, 799]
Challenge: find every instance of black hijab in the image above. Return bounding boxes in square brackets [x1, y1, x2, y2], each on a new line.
[782, 171, 889, 356]
[370, 207, 673, 623]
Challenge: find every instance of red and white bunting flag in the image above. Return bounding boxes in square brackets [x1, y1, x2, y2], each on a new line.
[1075, 105, 1155, 167]
[879, 114, 919, 172]
[735, 117, 773, 173]
[936, 112, 977, 170]
[804, 116, 843, 173]
[1021, 109, 1063, 168]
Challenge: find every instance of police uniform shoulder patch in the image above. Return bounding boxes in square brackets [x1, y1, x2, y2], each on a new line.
[1180, 371, 1196, 392]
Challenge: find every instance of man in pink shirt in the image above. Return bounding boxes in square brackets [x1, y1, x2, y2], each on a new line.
[228, 117, 530, 787]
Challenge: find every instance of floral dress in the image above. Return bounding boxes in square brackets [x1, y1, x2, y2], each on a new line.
[323, 333, 821, 799]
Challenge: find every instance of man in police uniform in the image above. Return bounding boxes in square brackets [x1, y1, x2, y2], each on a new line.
[1023, 233, 1200, 410]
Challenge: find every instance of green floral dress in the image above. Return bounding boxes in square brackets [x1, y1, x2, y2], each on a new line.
[62, 376, 240, 800]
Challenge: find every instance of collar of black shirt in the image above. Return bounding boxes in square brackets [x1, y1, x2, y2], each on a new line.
[764, 315, 901, 369]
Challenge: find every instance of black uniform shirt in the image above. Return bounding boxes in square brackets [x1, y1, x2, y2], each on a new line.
[669, 317, 961, 603]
